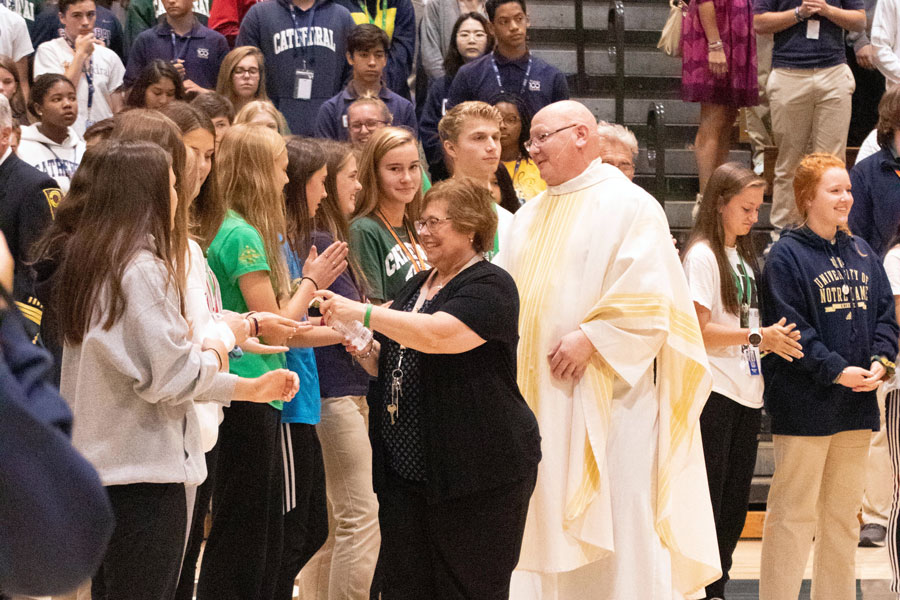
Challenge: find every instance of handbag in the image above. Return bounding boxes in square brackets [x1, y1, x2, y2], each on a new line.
[657, 0, 687, 57]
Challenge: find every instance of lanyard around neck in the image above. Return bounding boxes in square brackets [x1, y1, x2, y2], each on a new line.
[490, 53, 532, 96]
[374, 209, 427, 273]
[289, 3, 318, 65]
[358, 0, 388, 32]
[62, 34, 94, 115]
[731, 253, 753, 306]
[170, 29, 193, 62]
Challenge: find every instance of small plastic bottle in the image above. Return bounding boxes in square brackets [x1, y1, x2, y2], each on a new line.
[331, 318, 373, 351]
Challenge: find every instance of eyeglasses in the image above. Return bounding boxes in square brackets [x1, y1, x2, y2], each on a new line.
[501, 114, 521, 126]
[414, 216, 453, 233]
[457, 31, 487, 39]
[233, 67, 260, 77]
[349, 119, 387, 132]
[524, 124, 578, 152]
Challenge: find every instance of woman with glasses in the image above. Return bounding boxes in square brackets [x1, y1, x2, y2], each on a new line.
[215, 46, 268, 114]
[317, 178, 540, 599]
[420, 12, 494, 181]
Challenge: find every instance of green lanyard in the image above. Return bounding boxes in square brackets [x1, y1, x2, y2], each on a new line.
[358, 0, 388, 33]
[731, 254, 753, 307]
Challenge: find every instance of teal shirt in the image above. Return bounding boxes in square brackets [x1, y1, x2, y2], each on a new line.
[207, 210, 285, 409]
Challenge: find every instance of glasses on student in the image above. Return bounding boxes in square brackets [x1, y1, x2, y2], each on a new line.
[414, 216, 453, 233]
[233, 67, 260, 77]
[349, 119, 387, 132]
[501, 114, 521, 126]
[457, 31, 487, 39]
[524, 124, 578, 152]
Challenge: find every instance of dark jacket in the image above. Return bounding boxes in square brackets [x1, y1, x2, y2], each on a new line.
[333, 0, 415, 99]
[419, 73, 450, 180]
[0, 308, 114, 596]
[314, 81, 417, 140]
[236, 0, 355, 136]
[762, 227, 899, 436]
[0, 152, 58, 342]
[369, 261, 541, 502]
[848, 146, 900, 257]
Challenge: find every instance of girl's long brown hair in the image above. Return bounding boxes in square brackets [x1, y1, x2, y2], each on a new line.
[352, 126, 423, 226]
[683, 162, 764, 316]
[284, 136, 326, 263]
[160, 101, 225, 250]
[216, 124, 291, 299]
[215, 46, 269, 109]
[316, 139, 367, 296]
[50, 140, 182, 343]
[109, 110, 189, 302]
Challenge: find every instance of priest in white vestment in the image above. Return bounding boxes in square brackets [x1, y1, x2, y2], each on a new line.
[497, 101, 722, 599]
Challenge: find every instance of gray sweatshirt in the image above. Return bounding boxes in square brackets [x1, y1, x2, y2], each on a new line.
[61, 250, 237, 487]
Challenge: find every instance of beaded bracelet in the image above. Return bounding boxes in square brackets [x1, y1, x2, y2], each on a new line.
[871, 355, 897, 379]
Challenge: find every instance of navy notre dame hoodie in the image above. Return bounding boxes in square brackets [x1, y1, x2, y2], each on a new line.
[236, 0, 355, 136]
[761, 227, 899, 436]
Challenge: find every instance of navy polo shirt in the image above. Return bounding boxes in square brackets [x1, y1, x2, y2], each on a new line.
[447, 50, 569, 119]
[314, 82, 418, 141]
[124, 18, 229, 89]
[754, 0, 864, 68]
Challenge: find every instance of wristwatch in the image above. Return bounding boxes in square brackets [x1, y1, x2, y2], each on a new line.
[748, 328, 762, 347]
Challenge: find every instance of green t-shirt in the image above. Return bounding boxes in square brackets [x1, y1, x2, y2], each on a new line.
[349, 215, 426, 303]
[207, 210, 285, 409]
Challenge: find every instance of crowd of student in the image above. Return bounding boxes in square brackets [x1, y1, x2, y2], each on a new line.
[5, 0, 900, 599]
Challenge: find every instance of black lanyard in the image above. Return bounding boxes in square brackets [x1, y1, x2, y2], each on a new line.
[289, 3, 318, 66]
[490, 54, 532, 96]
[63, 33, 94, 120]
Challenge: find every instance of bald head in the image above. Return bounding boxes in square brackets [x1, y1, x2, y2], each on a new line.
[529, 101, 601, 186]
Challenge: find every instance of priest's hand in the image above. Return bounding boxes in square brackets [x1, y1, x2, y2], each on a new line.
[548, 330, 595, 382]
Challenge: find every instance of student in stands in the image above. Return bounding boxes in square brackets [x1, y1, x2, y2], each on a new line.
[215, 46, 269, 114]
[125, 0, 210, 49]
[125, 0, 229, 94]
[494, 91, 545, 201]
[18, 74, 84, 195]
[316, 24, 417, 141]
[0, 54, 29, 126]
[350, 126, 425, 304]
[0, 6, 32, 106]
[420, 0, 486, 82]
[447, 0, 568, 118]
[33, 0, 125, 136]
[333, 0, 415, 99]
[124, 60, 186, 110]
[346, 95, 392, 149]
[420, 11, 493, 181]
[682, 162, 803, 600]
[31, 0, 125, 63]
[234, 99, 291, 134]
[191, 91, 235, 148]
[235, 0, 355, 136]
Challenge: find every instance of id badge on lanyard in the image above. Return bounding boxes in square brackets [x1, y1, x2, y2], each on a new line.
[742, 306, 761, 376]
[294, 67, 314, 99]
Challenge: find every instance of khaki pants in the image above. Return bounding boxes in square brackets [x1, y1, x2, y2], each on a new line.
[297, 395, 380, 600]
[760, 430, 871, 600]
[745, 33, 775, 154]
[767, 63, 856, 230]
[862, 387, 892, 527]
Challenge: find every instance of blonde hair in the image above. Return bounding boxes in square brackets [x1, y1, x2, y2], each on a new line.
[438, 101, 502, 142]
[216, 46, 269, 108]
[234, 100, 290, 136]
[215, 124, 291, 299]
[352, 126, 423, 224]
[347, 94, 392, 125]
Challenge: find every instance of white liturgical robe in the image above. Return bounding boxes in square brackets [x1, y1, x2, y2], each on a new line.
[496, 159, 721, 599]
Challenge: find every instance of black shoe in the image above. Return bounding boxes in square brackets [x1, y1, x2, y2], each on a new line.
[859, 523, 887, 547]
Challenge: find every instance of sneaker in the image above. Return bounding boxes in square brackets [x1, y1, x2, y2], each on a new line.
[859, 523, 887, 547]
